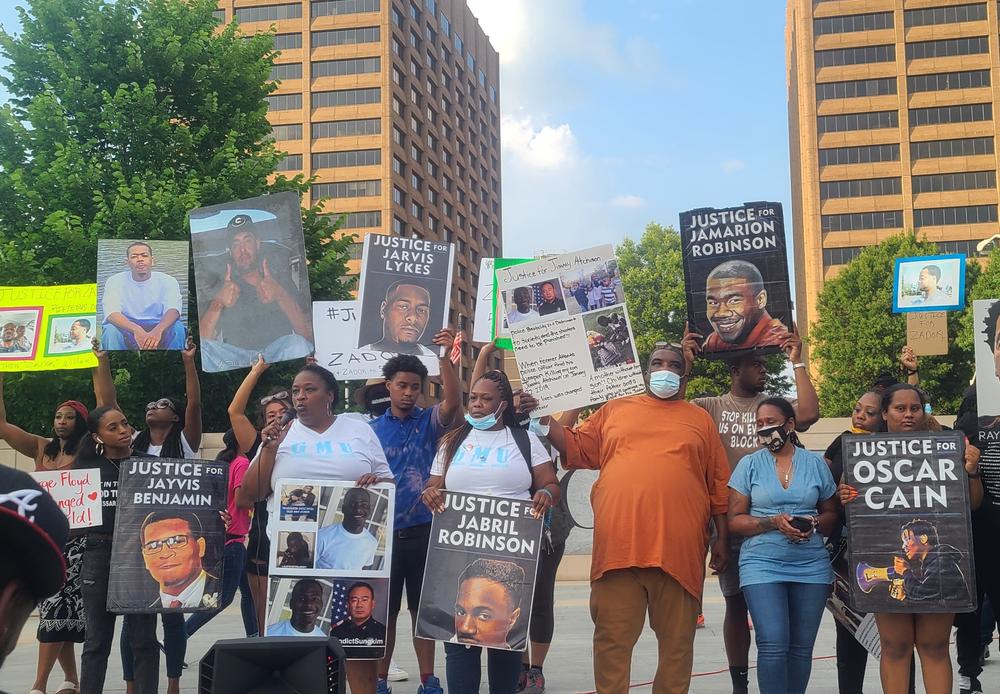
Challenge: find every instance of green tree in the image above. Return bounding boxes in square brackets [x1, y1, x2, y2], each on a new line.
[0, 0, 353, 433]
[616, 222, 789, 398]
[810, 233, 978, 416]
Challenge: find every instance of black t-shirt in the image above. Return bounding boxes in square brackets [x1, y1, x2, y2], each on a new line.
[957, 414, 1000, 527]
[824, 432, 848, 485]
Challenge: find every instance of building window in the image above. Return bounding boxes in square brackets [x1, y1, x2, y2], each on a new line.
[816, 77, 896, 101]
[336, 211, 382, 229]
[820, 177, 901, 199]
[439, 11, 450, 36]
[907, 70, 990, 93]
[234, 3, 303, 21]
[818, 143, 899, 166]
[391, 4, 403, 25]
[212, 8, 226, 22]
[816, 110, 898, 134]
[904, 3, 987, 27]
[411, 173, 422, 190]
[912, 171, 996, 193]
[347, 242, 364, 260]
[312, 26, 380, 47]
[453, 32, 463, 55]
[275, 154, 303, 171]
[311, 180, 381, 198]
[410, 201, 423, 218]
[937, 240, 981, 255]
[313, 0, 380, 16]
[911, 136, 994, 160]
[392, 155, 404, 175]
[312, 118, 380, 139]
[393, 186, 405, 205]
[393, 216, 405, 234]
[269, 123, 303, 141]
[393, 126, 405, 146]
[821, 210, 903, 232]
[822, 247, 863, 267]
[312, 57, 381, 77]
[312, 149, 381, 169]
[908, 103, 992, 127]
[265, 93, 302, 111]
[814, 11, 892, 36]
[269, 63, 303, 81]
[312, 88, 381, 107]
[814, 45, 894, 68]
[913, 204, 998, 227]
[273, 33, 303, 50]
[905, 36, 989, 60]
[489, 85, 496, 103]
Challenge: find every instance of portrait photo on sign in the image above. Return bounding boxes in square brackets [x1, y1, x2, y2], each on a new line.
[315, 485, 391, 572]
[44, 314, 96, 356]
[0, 308, 41, 360]
[188, 191, 314, 372]
[973, 299, 1000, 423]
[279, 482, 319, 521]
[502, 279, 567, 326]
[582, 307, 637, 370]
[96, 239, 189, 351]
[893, 254, 966, 313]
[276, 531, 315, 569]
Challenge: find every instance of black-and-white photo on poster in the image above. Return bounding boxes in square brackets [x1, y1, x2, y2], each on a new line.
[415, 492, 543, 652]
[844, 432, 976, 613]
[355, 234, 454, 357]
[109, 457, 227, 613]
[189, 191, 314, 372]
[679, 201, 792, 359]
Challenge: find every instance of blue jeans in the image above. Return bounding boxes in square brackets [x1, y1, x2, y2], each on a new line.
[742, 582, 830, 694]
[443, 642, 522, 694]
[101, 319, 185, 350]
[200, 333, 313, 373]
[185, 542, 257, 637]
[121, 612, 186, 680]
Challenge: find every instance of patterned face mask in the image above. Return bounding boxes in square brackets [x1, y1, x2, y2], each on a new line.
[756, 422, 790, 452]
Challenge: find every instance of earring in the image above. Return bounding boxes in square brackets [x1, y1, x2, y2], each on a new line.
[96, 441, 104, 457]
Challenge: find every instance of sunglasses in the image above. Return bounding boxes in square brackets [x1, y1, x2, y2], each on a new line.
[146, 398, 177, 413]
[260, 391, 291, 407]
[141, 534, 190, 554]
[654, 341, 684, 350]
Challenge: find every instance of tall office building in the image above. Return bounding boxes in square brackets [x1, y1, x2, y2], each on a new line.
[214, 0, 502, 379]
[786, 0, 1000, 338]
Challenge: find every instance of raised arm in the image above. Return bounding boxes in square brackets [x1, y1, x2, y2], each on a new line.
[783, 327, 819, 430]
[181, 338, 202, 451]
[237, 416, 291, 508]
[471, 341, 498, 387]
[229, 354, 269, 454]
[901, 346, 920, 386]
[91, 339, 118, 409]
[0, 374, 46, 460]
[433, 328, 462, 427]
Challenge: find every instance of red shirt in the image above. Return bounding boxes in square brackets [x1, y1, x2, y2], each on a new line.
[227, 455, 252, 543]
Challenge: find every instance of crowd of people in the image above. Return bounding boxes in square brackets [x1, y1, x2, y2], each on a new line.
[0, 322, 994, 694]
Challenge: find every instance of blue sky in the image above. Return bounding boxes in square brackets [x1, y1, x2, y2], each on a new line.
[0, 1, 793, 257]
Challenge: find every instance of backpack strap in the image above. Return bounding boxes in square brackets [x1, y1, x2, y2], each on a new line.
[509, 425, 536, 493]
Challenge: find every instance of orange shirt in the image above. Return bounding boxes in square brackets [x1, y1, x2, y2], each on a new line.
[562, 394, 730, 599]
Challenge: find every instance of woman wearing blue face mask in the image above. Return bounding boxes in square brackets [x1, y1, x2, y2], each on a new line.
[727, 397, 839, 694]
[422, 369, 560, 694]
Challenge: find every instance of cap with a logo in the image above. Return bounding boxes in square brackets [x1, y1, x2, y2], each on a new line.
[0, 466, 69, 602]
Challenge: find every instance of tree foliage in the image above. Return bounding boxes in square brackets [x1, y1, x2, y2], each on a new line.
[0, 0, 353, 433]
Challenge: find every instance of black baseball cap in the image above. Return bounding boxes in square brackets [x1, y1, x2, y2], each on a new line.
[0, 466, 69, 602]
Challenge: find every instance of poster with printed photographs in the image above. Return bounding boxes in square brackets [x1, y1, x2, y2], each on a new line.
[108, 457, 227, 613]
[679, 202, 792, 360]
[313, 300, 439, 381]
[494, 245, 644, 416]
[0, 284, 98, 371]
[844, 432, 976, 613]
[355, 234, 454, 357]
[96, 239, 189, 351]
[415, 491, 543, 652]
[188, 191, 314, 373]
[264, 575, 389, 659]
[972, 300, 1000, 502]
[893, 254, 966, 313]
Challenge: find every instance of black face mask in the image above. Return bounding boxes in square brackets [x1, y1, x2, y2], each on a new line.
[757, 421, 790, 452]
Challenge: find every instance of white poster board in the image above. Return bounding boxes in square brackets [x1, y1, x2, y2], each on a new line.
[473, 258, 496, 343]
[31, 468, 102, 529]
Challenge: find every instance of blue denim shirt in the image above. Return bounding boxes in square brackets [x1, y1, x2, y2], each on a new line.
[370, 405, 442, 530]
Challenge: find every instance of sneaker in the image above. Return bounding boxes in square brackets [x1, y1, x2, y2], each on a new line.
[984, 644, 991, 661]
[376, 679, 392, 694]
[960, 675, 984, 694]
[522, 668, 545, 694]
[387, 660, 408, 682]
[696, 614, 706, 629]
[417, 675, 444, 694]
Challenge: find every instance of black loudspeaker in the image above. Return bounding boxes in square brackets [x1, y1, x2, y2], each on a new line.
[199, 636, 347, 694]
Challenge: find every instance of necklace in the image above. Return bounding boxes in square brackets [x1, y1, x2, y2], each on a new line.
[774, 456, 793, 488]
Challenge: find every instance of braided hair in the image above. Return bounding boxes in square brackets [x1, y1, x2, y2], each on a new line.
[437, 370, 519, 473]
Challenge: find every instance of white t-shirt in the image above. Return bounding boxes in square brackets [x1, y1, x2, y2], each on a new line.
[507, 308, 539, 325]
[314, 523, 378, 570]
[430, 427, 550, 500]
[265, 417, 392, 539]
[267, 619, 325, 637]
[102, 271, 182, 322]
[142, 432, 197, 459]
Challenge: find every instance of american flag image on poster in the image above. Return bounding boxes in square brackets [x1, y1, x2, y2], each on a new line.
[329, 581, 350, 629]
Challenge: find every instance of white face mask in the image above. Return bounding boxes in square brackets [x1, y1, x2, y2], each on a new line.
[648, 370, 681, 399]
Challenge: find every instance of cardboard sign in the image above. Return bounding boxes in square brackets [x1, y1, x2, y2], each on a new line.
[415, 491, 543, 651]
[31, 469, 102, 529]
[893, 254, 966, 313]
[844, 432, 976, 613]
[679, 202, 793, 359]
[312, 301, 438, 380]
[0, 285, 97, 371]
[906, 312, 948, 356]
[108, 457, 227, 613]
[473, 258, 496, 343]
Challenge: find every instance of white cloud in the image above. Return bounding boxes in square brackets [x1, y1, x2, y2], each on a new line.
[610, 194, 645, 209]
[501, 115, 578, 170]
[721, 159, 747, 174]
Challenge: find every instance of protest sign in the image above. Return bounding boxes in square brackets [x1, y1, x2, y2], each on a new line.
[494, 246, 644, 416]
[906, 311, 948, 356]
[189, 191, 313, 372]
[313, 301, 438, 380]
[0, 284, 97, 371]
[31, 469, 102, 529]
[355, 234, 454, 357]
[971, 300, 1000, 518]
[108, 457, 227, 613]
[96, 239, 190, 351]
[490, 257, 532, 349]
[415, 491, 544, 651]
[825, 535, 881, 658]
[679, 202, 792, 359]
[893, 254, 966, 313]
[844, 431, 976, 613]
[473, 258, 496, 343]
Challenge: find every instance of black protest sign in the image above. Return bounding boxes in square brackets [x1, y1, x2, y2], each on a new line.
[109, 457, 227, 613]
[679, 201, 792, 359]
[415, 492, 543, 652]
[355, 235, 454, 356]
[844, 432, 976, 613]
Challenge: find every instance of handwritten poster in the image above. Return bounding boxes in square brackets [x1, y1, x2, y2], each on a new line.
[0, 284, 97, 372]
[32, 469, 102, 529]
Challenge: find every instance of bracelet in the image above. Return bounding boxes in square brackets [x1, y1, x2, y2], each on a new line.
[537, 488, 554, 500]
[906, 369, 918, 376]
[793, 362, 806, 370]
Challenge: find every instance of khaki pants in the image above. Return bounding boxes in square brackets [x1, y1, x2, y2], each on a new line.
[590, 567, 699, 694]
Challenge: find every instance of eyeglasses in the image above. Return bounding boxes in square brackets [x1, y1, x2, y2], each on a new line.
[654, 341, 684, 350]
[141, 534, 190, 554]
[146, 398, 177, 413]
[260, 391, 291, 407]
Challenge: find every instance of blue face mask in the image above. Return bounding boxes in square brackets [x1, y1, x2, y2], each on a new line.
[465, 405, 503, 430]
[648, 369, 681, 399]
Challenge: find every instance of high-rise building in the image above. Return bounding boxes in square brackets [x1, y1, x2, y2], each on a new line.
[214, 0, 502, 380]
[786, 0, 1000, 337]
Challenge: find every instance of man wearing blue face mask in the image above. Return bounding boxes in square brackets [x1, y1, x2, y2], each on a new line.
[541, 345, 731, 694]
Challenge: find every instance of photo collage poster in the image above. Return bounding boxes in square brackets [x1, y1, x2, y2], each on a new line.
[0, 284, 98, 371]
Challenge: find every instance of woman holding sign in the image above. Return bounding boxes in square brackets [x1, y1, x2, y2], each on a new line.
[237, 363, 392, 694]
[840, 384, 983, 694]
[0, 376, 90, 694]
[421, 369, 561, 694]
